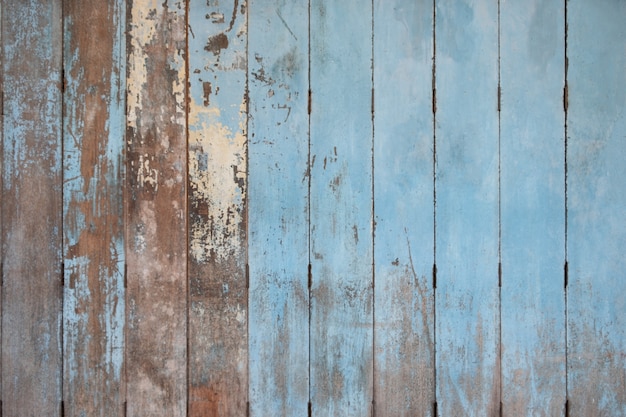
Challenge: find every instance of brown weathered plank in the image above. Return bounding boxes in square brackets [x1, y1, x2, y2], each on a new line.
[126, 0, 187, 415]
[62, 0, 126, 414]
[187, 1, 248, 415]
[1, 1, 63, 414]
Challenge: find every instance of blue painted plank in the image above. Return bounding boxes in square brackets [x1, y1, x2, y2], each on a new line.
[310, 1, 373, 415]
[567, 1, 626, 415]
[248, 1, 309, 416]
[62, 1, 126, 414]
[126, 1, 187, 415]
[500, 1, 566, 415]
[1, 1, 63, 414]
[373, 0, 435, 415]
[187, 1, 248, 415]
[434, 0, 500, 414]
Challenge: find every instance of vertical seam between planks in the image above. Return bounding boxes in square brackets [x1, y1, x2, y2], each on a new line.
[496, 0, 503, 412]
[184, 0, 191, 414]
[0, 1, 3, 404]
[431, 0, 438, 413]
[244, 0, 250, 409]
[122, 0, 130, 410]
[307, 0, 312, 412]
[370, 0, 375, 414]
[563, 0, 569, 406]
[60, 0, 66, 411]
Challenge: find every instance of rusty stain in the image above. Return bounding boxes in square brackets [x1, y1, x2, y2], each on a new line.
[203, 81, 212, 106]
[205, 33, 229, 55]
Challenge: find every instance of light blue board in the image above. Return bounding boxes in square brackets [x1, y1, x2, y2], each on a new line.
[435, 0, 500, 415]
[500, 1, 566, 415]
[62, 1, 126, 414]
[567, 1, 626, 414]
[248, 0, 309, 415]
[373, 0, 435, 415]
[310, 0, 374, 415]
[1, 1, 63, 414]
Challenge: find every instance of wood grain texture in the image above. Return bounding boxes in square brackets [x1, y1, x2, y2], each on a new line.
[567, 1, 626, 415]
[373, 0, 435, 415]
[500, 1, 566, 415]
[187, 1, 248, 415]
[434, 0, 500, 415]
[247, 0, 309, 415]
[126, 0, 187, 415]
[309, 1, 373, 415]
[62, 1, 126, 414]
[1, 1, 63, 414]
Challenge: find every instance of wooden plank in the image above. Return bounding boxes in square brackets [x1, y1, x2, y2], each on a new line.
[434, 0, 500, 415]
[373, 0, 435, 415]
[247, 0, 309, 415]
[309, 1, 373, 415]
[567, 1, 626, 415]
[62, 1, 126, 414]
[187, 1, 248, 415]
[500, 1, 566, 415]
[1, 1, 63, 414]
[125, 1, 187, 415]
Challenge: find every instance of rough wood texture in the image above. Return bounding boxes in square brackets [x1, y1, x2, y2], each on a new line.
[567, 1, 626, 415]
[373, 0, 435, 415]
[187, 1, 248, 415]
[126, 0, 187, 415]
[248, 0, 309, 415]
[309, 1, 374, 416]
[435, 0, 500, 415]
[1, 1, 63, 414]
[62, 1, 126, 414]
[500, 1, 566, 415]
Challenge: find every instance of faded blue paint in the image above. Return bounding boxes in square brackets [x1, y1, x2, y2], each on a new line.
[248, 1, 309, 416]
[500, 1, 566, 415]
[1, 1, 63, 414]
[310, 1, 373, 416]
[568, 1, 626, 414]
[373, 0, 435, 415]
[435, 0, 500, 415]
[61, 0, 126, 411]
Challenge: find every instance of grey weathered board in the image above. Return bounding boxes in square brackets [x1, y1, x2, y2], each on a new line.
[1, 1, 625, 416]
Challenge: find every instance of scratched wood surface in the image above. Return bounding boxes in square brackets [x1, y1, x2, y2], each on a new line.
[1, 1, 63, 415]
[309, 1, 374, 416]
[126, 0, 187, 415]
[567, 1, 626, 415]
[373, 0, 435, 415]
[62, 1, 126, 414]
[500, 1, 566, 415]
[247, 1, 309, 416]
[187, 1, 248, 415]
[435, 0, 500, 415]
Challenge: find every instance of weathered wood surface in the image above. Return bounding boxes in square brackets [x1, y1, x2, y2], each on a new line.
[309, 1, 374, 416]
[567, 1, 626, 415]
[2, 1, 63, 415]
[373, 0, 435, 415]
[62, 1, 126, 414]
[187, 1, 248, 415]
[500, 1, 566, 415]
[248, 0, 309, 416]
[435, 0, 500, 415]
[126, 0, 187, 415]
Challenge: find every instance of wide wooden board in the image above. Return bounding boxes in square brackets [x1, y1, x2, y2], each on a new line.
[435, 0, 500, 414]
[310, 1, 374, 415]
[567, 1, 626, 415]
[2, 1, 63, 414]
[126, 0, 187, 415]
[373, 0, 435, 415]
[500, 1, 566, 415]
[248, 0, 309, 415]
[62, 1, 126, 414]
[187, 1, 248, 415]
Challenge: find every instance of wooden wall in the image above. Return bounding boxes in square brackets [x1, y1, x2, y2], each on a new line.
[1, 0, 625, 416]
